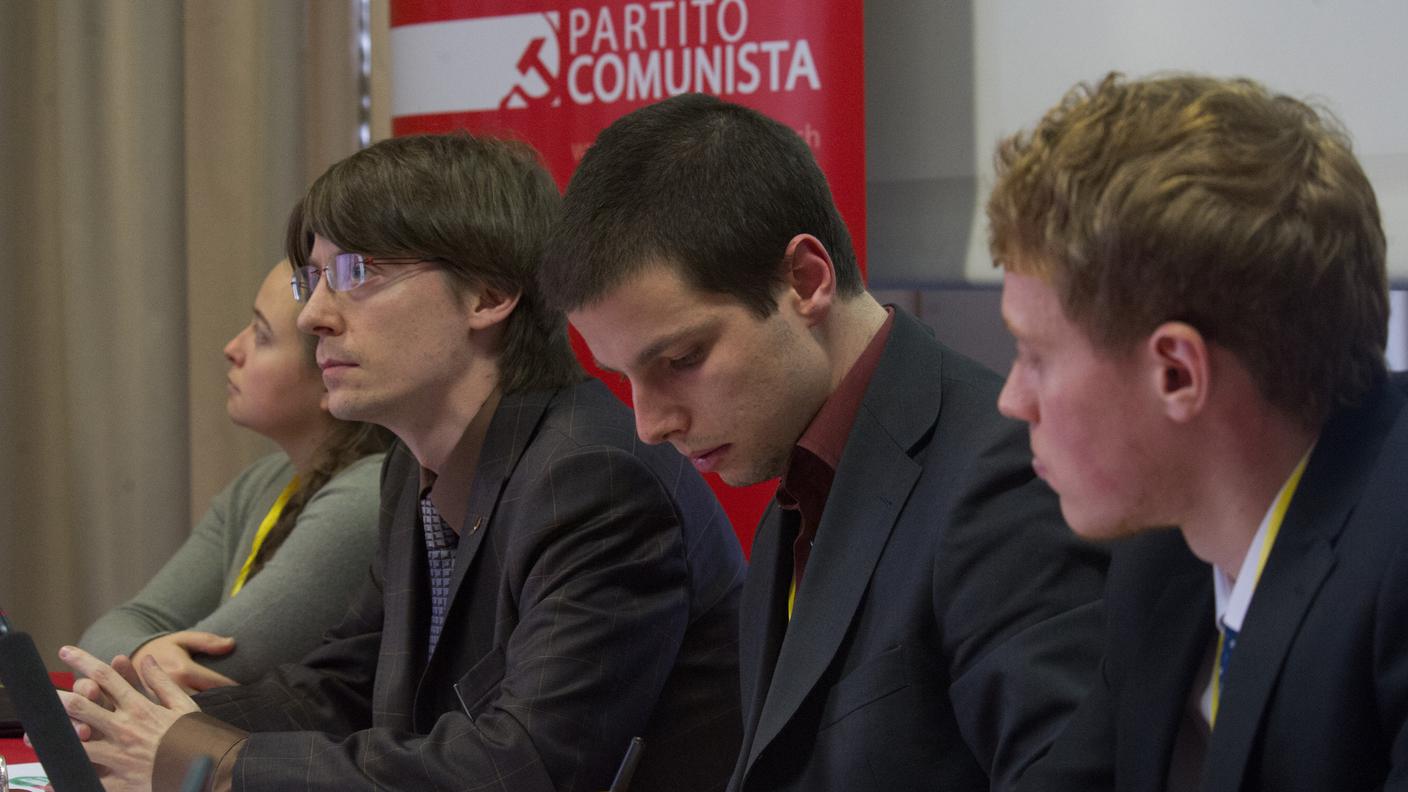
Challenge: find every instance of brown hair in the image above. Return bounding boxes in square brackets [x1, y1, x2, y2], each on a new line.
[299, 133, 584, 394]
[540, 93, 862, 317]
[988, 72, 1388, 425]
[245, 201, 393, 581]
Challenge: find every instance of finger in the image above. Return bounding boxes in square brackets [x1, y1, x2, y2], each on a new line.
[57, 690, 114, 731]
[72, 677, 112, 709]
[72, 676, 100, 701]
[58, 646, 147, 712]
[114, 655, 161, 704]
[111, 655, 151, 698]
[63, 713, 95, 741]
[138, 655, 198, 712]
[186, 665, 238, 691]
[176, 631, 237, 655]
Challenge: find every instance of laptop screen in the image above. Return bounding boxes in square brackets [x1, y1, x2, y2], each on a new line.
[0, 611, 103, 791]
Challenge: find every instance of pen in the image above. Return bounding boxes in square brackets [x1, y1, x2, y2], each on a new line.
[608, 736, 645, 792]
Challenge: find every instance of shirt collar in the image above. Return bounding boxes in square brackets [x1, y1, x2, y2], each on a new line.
[1213, 441, 1317, 633]
[418, 387, 503, 533]
[778, 307, 895, 513]
[796, 308, 894, 469]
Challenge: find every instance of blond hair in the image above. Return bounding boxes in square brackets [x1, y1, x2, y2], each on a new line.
[988, 72, 1387, 425]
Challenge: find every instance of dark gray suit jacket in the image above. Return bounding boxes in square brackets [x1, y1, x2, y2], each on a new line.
[195, 379, 746, 792]
[1020, 373, 1408, 791]
[729, 308, 1108, 792]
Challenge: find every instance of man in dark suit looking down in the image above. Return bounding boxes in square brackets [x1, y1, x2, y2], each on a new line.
[540, 92, 1108, 792]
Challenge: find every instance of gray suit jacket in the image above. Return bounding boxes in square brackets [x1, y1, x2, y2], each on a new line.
[195, 379, 746, 792]
[730, 308, 1108, 792]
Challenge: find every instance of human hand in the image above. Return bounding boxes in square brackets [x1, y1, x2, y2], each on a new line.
[131, 631, 238, 694]
[56, 646, 200, 791]
[68, 654, 153, 741]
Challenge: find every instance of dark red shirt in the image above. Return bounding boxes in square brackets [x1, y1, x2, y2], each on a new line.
[776, 308, 894, 597]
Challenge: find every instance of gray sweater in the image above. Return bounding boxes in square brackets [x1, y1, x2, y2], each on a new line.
[79, 452, 384, 683]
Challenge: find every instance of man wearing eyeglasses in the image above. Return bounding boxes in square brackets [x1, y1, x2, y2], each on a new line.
[56, 133, 746, 792]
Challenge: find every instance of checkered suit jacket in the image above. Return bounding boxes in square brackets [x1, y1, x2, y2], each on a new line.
[194, 379, 746, 792]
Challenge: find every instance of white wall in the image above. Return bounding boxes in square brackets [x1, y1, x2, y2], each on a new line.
[866, 0, 1408, 288]
[892, 287, 1408, 378]
[1390, 291, 1408, 372]
[865, 0, 1408, 377]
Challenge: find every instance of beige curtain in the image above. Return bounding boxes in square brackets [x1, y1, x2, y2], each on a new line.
[0, 0, 368, 668]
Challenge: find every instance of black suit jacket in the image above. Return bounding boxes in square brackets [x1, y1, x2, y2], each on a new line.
[1021, 373, 1408, 792]
[729, 308, 1108, 792]
[195, 379, 746, 792]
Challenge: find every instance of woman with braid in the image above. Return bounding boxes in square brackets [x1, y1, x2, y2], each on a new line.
[80, 206, 390, 692]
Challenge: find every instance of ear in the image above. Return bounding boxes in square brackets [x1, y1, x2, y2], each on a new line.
[465, 286, 521, 331]
[1146, 321, 1210, 423]
[781, 234, 836, 324]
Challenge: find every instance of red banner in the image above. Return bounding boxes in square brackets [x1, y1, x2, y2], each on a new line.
[390, 0, 866, 553]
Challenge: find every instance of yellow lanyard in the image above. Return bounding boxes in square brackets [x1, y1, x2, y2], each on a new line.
[229, 475, 300, 598]
[1209, 453, 1310, 726]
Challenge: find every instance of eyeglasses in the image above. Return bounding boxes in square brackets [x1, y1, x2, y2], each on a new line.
[290, 253, 435, 302]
